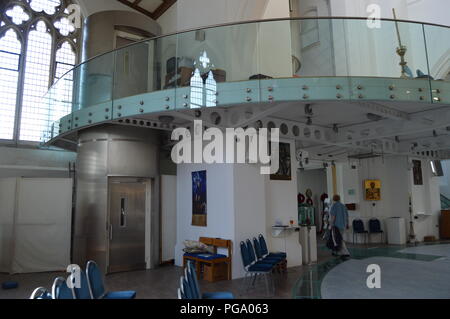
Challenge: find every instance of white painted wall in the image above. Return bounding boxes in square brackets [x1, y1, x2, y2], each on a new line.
[410, 158, 441, 241]
[233, 164, 267, 279]
[161, 175, 177, 263]
[157, 2, 178, 34]
[328, 156, 442, 243]
[175, 149, 303, 277]
[76, 0, 138, 18]
[175, 163, 235, 271]
[157, 0, 291, 34]
[266, 139, 302, 267]
[0, 147, 76, 179]
[328, 0, 450, 27]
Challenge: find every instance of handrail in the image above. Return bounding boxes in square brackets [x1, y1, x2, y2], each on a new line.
[40, 16, 450, 145]
[55, 16, 450, 78]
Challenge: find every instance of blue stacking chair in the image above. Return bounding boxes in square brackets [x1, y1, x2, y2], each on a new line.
[252, 237, 284, 267]
[177, 288, 184, 299]
[240, 241, 274, 296]
[52, 277, 75, 299]
[258, 234, 287, 259]
[180, 275, 194, 299]
[86, 261, 136, 299]
[30, 287, 52, 299]
[369, 218, 384, 243]
[185, 261, 234, 299]
[352, 219, 369, 244]
[70, 269, 93, 299]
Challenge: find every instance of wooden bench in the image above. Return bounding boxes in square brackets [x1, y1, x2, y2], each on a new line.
[183, 237, 232, 282]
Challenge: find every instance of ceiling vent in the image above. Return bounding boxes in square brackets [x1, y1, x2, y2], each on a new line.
[366, 113, 384, 121]
[348, 152, 381, 159]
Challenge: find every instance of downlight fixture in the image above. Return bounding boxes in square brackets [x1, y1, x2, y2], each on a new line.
[333, 124, 339, 133]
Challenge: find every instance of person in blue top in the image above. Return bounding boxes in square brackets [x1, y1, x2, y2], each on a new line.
[329, 194, 350, 257]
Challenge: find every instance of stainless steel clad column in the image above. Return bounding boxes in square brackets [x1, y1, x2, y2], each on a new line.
[73, 125, 160, 274]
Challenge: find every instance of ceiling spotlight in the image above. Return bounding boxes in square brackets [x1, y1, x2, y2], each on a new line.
[158, 115, 174, 124]
[333, 124, 339, 133]
[306, 117, 312, 126]
[304, 104, 313, 116]
[366, 113, 384, 121]
[194, 110, 202, 118]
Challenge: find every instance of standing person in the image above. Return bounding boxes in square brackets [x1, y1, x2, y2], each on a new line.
[329, 195, 350, 257]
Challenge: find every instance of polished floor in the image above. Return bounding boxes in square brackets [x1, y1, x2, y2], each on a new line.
[0, 244, 333, 299]
[1, 241, 450, 299]
[293, 241, 450, 299]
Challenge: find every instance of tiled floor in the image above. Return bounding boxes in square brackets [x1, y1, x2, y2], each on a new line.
[2, 240, 449, 299]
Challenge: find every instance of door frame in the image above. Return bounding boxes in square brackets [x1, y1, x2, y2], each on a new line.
[106, 176, 153, 273]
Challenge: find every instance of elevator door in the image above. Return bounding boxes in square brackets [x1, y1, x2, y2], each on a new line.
[108, 180, 146, 273]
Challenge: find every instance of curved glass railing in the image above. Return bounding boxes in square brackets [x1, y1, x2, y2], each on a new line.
[41, 17, 450, 143]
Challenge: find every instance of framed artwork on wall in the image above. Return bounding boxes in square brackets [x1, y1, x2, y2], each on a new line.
[364, 179, 381, 201]
[192, 170, 207, 227]
[270, 142, 292, 181]
[412, 160, 423, 185]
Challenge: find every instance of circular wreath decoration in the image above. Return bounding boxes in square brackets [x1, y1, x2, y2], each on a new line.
[306, 198, 314, 206]
[297, 193, 305, 204]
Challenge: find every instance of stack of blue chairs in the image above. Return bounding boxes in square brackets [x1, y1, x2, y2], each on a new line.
[178, 260, 234, 299]
[30, 287, 53, 299]
[239, 234, 287, 296]
[86, 261, 136, 299]
[32, 260, 136, 299]
[258, 234, 287, 261]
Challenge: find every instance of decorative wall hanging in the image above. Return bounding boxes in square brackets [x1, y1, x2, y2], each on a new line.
[270, 142, 292, 181]
[364, 179, 381, 201]
[412, 160, 423, 185]
[192, 170, 207, 227]
[298, 193, 305, 204]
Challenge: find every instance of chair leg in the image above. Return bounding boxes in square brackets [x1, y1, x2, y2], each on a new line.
[240, 273, 248, 294]
[263, 273, 271, 297]
[251, 273, 257, 287]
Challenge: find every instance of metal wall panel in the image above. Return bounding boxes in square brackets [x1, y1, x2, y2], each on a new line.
[74, 125, 160, 273]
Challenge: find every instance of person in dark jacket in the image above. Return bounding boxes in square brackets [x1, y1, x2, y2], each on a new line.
[329, 194, 350, 257]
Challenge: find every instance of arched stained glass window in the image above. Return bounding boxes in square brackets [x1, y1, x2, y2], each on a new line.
[20, 20, 53, 141]
[53, 41, 75, 120]
[205, 71, 217, 107]
[190, 68, 203, 109]
[0, 0, 80, 142]
[0, 29, 22, 140]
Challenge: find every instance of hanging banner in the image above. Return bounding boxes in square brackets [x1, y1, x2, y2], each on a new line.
[192, 170, 207, 227]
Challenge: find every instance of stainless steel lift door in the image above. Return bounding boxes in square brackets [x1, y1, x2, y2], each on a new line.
[108, 180, 146, 273]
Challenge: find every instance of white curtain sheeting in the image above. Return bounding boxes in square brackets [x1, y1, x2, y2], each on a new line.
[0, 178, 72, 274]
